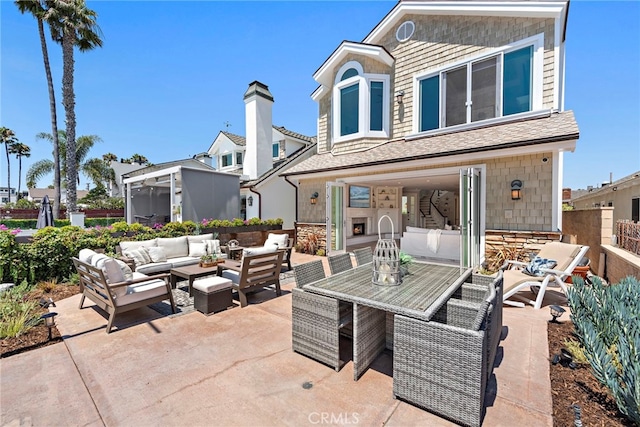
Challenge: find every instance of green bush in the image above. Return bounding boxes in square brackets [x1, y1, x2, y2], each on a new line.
[0, 230, 31, 283]
[0, 280, 41, 338]
[567, 275, 640, 424]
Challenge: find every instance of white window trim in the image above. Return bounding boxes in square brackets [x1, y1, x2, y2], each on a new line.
[272, 142, 280, 159]
[332, 61, 390, 145]
[412, 33, 545, 135]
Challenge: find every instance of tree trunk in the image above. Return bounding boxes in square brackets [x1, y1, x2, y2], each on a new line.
[37, 17, 61, 219]
[62, 31, 77, 217]
[3, 143, 9, 202]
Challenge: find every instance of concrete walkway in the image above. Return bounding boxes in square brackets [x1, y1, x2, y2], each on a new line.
[1, 253, 555, 427]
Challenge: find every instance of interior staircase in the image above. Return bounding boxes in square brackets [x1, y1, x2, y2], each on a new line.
[419, 191, 441, 228]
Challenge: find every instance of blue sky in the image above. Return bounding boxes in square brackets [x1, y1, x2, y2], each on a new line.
[1, 1, 639, 192]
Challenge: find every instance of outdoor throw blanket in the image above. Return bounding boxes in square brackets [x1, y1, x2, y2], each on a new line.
[523, 255, 557, 276]
[426, 229, 442, 253]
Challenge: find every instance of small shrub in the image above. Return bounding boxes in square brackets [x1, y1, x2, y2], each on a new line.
[36, 279, 59, 293]
[562, 339, 589, 365]
[567, 275, 640, 424]
[110, 221, 130, 232]
[0, 280, 40, 339]
[315, 248, 325, 257]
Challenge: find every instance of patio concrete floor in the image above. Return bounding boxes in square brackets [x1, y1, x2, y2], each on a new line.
[1, 252, 558, 426]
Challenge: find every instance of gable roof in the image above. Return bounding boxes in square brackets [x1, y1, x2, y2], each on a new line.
[273, 126, 316, 144]
[283, 110, 578, 176]
[28, 188, 89, 200]
[571, 170, 640, 202]
[221, 131, 247, 146]
[243, 142, 317, 188]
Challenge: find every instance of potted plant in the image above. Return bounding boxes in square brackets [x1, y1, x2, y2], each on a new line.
[399, 251, 414, 278]
[199, 246, 218, 268]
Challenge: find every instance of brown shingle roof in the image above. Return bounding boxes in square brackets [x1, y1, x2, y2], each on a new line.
[283, 111, 579, 176]
[273, 126, 316, 144]
[222, 131, 246, 146]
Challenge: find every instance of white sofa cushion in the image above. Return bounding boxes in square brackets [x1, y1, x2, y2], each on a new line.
[221, 269, 240, 285]
[157, 236, 189, 258]
[124, 247, 152, 266]
[406, 226, 430, 234]
[78, 248, 97, 263]
[188, 242, 207, 257]
[264, 233, 288, 249]
[187, 233, 214, 244]
[147, 246, 168, 262]
[135, 262, 173, 275]
[119, 239, 158, 252]
[169, 256, 201, 268]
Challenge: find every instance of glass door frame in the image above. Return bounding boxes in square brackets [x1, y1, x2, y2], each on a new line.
[326, 182, 347, 254]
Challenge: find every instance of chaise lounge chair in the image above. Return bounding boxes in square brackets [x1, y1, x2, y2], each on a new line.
[501, 241, 589, 309]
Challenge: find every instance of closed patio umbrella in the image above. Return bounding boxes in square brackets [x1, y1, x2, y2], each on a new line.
[36, 195, 54, 229]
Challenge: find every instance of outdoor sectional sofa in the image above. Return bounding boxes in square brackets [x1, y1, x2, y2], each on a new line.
[117, 234, 226, 274]
[400, 226, 460, 262]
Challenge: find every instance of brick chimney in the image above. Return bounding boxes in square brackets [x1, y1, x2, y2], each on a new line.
[244, 81, 273, 180]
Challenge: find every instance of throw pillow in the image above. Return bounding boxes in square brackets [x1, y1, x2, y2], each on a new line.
[264, 233, 288, 249]
[204, 239, 221, 255]
[147, 246, 168, 263]
[113, 259, 134, 281]
[523, 255, 557, 277]
[188, 242, 207, 257]
[124, 247, 152, 266]
[243, 245, 277, 257]
[102, 259, 127, 297]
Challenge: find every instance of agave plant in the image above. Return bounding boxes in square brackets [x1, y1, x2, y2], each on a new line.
[567, 275, 640, 424]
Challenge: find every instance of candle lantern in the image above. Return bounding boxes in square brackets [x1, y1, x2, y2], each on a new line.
[372, 215, 401, 286]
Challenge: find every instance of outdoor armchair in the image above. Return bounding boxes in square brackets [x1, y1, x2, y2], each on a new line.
[328, 253, 353, 275]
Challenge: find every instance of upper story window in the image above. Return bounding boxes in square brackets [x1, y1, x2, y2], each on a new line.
[332, 61, 390, 144]
[221, 153, 233, 168]
[272, 142, 280, 159]
[235, 152, 243, 165]
[415, 34, 543, 133]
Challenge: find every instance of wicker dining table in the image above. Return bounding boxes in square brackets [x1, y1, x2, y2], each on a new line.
[300, 262, 472, 380]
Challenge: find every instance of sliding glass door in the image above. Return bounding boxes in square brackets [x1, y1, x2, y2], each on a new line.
[460, 168, 481, 268]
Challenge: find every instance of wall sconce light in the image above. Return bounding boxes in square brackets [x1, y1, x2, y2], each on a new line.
[511, 179, 523, 200]
[612, 186, 618, 191]
[310, 192, 319, 205]
[395, 90, 405, 104]
[40, 312, 58, 341]
[247, 196, 253, 206]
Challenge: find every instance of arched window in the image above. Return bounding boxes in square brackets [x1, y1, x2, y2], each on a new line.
[332, 61, 389, 143]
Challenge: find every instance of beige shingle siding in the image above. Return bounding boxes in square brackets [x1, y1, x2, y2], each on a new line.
[316, 15, 557, 149]
[298, 152, 554, 231]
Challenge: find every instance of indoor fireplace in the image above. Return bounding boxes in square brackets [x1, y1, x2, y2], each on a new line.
[353, 222, 366, 236]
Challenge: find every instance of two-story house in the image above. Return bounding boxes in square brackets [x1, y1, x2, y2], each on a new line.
[283, 0, 578, 266]
[207, 81, 316, 227]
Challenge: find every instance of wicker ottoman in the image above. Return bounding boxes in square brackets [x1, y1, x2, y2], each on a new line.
[192, 276, 233, 315]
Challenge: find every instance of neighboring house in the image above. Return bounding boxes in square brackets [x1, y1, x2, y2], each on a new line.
[571, 171, 640, 229]
[283, 0, 578, 266]
[108, 161, 148, 197]
[0, 187, 17, 204]
[122, 158, 239, 225]
[207, 81, 317, 228]
[28, 188, 89, 204]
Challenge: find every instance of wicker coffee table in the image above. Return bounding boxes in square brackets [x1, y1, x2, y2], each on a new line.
[170, 263, 222, 296]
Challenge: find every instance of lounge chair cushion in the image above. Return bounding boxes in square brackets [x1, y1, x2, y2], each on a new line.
[523, 256, 557, 277]
[135, 261, 173, 275]
[117, 278, 168, 306]
[221, 269, 240, 284]
[243, 245, 277, 257]
[264, 233, 288, 249]
[147, 247, 168, 263]
[168, 256, 201, 268]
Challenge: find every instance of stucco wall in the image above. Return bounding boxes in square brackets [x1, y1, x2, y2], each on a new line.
[316, 14, 556, 151]
[562, 208, 614, 275]
[601, 245, 640, 284]
[571, 179, 640, 233]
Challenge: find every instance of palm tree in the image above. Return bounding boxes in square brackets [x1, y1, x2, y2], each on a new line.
[15, 0, 62, 218]
[102, 152, 117, 163]
[27, 131, 110, 190]
[128, 153, 149, 165]
[0, 127, 18, 199]
[45, 0, 102, 216]
[9, 143, 31, 199]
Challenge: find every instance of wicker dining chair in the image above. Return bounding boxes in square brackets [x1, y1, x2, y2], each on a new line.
[328, 253, 353, 275]
[293, 259, 326, 287]
[353, 247, 373, 266]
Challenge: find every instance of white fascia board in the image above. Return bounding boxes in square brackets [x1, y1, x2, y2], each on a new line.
[123, 166, 182, 184]
[364, 1, 567, 44]
[313, 42, 394, 88]
[286, 139, 577, 181]
[311, 85, 327, 102]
